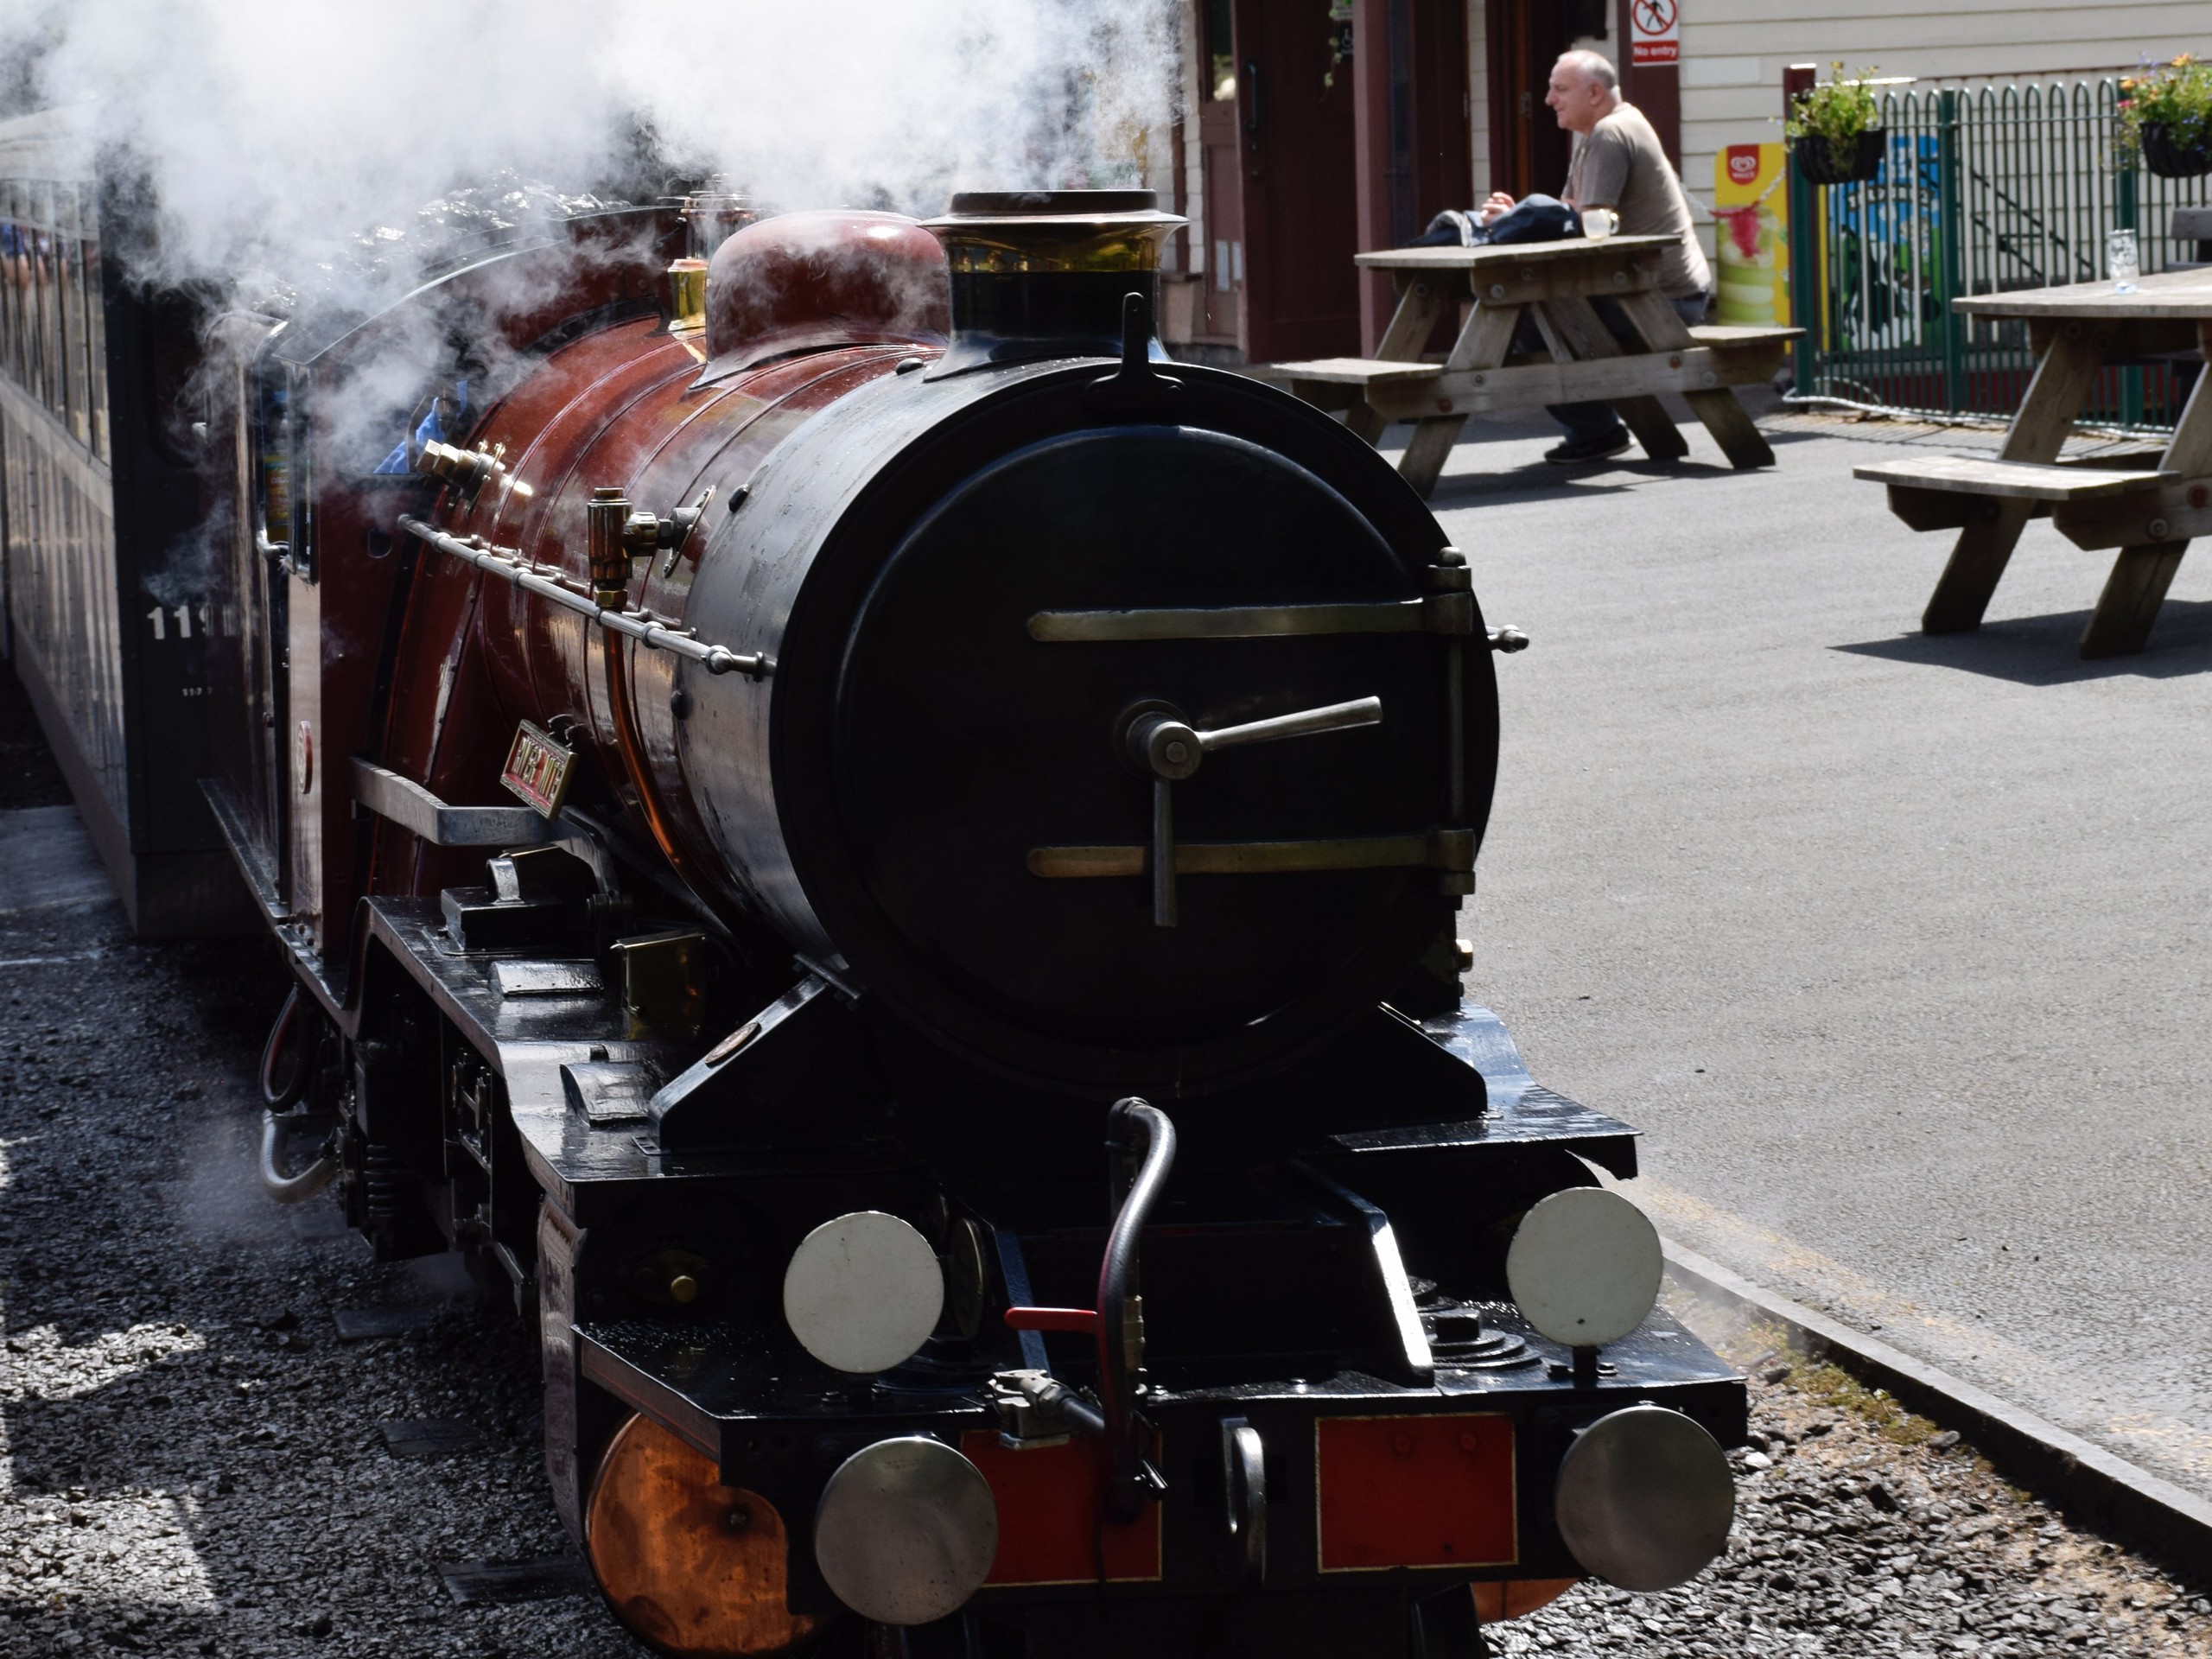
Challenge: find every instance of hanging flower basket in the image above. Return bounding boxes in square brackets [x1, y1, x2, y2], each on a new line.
[1786, 67, 1886, 187]
[2141, 122, 2212, 178]
[2120, 57, 2212, 175]
[1796, 129, 1886, 187]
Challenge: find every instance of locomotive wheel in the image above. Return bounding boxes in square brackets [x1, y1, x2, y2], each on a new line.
[587, 1412, 825, 1656]
[1469, 1577, 1578, 1624]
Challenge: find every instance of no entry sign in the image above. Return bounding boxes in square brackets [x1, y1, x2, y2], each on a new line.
[1631, 0, 1679, 67]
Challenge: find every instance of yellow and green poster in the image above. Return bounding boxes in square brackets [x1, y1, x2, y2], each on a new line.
[1713, 143, 1789, 325]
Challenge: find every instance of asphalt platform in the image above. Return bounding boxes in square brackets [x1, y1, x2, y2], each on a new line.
[1417, 399, 2212, 1505]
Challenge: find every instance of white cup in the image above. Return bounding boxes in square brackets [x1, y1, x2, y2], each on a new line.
[1581, 207, 1619, 241]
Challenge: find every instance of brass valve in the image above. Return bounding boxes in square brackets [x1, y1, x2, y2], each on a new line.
[591, 485, 718, 606]
[587, 486, 632, 607]
[414, 439, 502, 499]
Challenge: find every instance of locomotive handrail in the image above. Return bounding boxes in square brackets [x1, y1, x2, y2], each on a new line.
[396, 515, 769, 678]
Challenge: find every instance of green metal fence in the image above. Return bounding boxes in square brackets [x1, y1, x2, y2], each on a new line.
[1788, 79, 2212, 431]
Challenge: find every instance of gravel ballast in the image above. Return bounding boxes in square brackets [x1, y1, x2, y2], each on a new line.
[0, 893, 646, 1658]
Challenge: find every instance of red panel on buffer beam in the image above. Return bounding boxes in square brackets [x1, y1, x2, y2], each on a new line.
[961, 1433, 1163, 1586]
[1316, 1414, 1516, 1571]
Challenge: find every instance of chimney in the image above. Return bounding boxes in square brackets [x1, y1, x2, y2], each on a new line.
[920, 189, 1185, 375]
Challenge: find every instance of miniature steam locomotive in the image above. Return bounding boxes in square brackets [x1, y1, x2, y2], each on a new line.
[200, 188, 1746, 1658]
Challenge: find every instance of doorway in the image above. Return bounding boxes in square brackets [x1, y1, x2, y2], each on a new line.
[1484, 0, 1592, 201]
[1228, 0, 1362, 363]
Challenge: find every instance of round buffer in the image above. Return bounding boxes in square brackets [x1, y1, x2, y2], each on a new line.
[783, 1211, 944, 1374]
[1554, 1404, 1735, 1591]
[1503, 1186, 1662, 1349]
[814, 1436, 998, 1624]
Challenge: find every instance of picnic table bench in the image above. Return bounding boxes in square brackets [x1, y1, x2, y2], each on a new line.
[1257, 237, 1801, 498]
[1855, 268, 2212, 658]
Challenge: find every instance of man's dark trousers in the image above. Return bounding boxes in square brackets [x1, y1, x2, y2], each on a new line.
[1519, 293, 1710, 445]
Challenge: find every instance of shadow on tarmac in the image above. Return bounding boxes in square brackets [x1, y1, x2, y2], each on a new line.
[1833, 598, 2212, 684]
[1425, 457, 1748, 508]
[1408, 421, 1824, 510]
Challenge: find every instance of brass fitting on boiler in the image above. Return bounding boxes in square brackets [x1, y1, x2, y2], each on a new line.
[415, 439, 503, 501]
[666, 258, 708, 334]
[587, 486, 633, 608]
[590, 484, 717, 607]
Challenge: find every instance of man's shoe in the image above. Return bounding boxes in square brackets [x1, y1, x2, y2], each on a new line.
[1544, 431, 1631, 465]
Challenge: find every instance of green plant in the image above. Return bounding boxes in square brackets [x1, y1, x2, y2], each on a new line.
[1785, 64, 1882, 172]
[2119, 54, 2212, 156]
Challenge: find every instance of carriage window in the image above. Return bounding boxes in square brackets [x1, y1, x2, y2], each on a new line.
[55, 187, 86, 447]
[0, 180, 116, 463]
[83, 234, 107, 461]
[0, 218, 19, 388]
[30, 214, 51, 413]
[38, 189, 58, 421]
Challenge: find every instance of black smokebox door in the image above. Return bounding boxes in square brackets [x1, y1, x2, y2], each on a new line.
[831, 425, 1446, 1052]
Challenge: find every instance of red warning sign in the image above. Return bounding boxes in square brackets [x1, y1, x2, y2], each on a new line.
[1631, 0, 1679, 67]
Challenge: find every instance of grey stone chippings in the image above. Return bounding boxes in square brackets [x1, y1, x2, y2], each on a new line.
[0, 906, 642, 1657]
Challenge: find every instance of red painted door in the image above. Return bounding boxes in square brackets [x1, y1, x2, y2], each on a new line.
[1485, 0, 1575, 201]
[1232, 0, 1361, 363]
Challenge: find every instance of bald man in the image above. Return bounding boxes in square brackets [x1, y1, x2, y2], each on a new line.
[1481, 51, 1713, 464]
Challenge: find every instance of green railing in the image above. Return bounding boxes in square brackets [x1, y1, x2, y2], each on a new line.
[1789, 79, 2212, 432]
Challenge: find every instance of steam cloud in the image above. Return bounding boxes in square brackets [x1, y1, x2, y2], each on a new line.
[0, 0, 1177, 302]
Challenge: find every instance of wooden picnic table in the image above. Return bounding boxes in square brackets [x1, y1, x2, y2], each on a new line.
[1260, 236, 1799, 498]
[1856, 268, 2212, 658]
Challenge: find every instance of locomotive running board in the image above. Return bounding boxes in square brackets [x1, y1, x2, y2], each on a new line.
[1310, 1003, 1640, 1178]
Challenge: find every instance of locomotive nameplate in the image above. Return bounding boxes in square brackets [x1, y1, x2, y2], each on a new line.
[501, 721, 575, 818]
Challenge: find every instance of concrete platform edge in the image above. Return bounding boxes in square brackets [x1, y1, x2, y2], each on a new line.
[1662, 1237, 2212, 1586]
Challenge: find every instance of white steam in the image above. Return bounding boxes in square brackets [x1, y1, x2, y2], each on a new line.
[3, 0, 1177, 301]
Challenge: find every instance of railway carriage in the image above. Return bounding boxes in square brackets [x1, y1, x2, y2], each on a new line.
[0, 106, 238, 932]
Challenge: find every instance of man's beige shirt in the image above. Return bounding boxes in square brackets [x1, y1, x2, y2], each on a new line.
[1567, 102, 1712, 300]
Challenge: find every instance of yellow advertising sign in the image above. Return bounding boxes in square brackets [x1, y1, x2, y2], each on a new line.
[1713, 143, 1789, 326]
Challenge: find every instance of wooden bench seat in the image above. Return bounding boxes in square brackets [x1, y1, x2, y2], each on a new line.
[1859, 454, 2180, 535]
[1254, 357, 1441, 413]
[1853, 454, 2175, 501]
[1253, 357, 1443, 386]
[1268, 351, 1783, 423]
[1687, 324, 1802, 350]
[1261, 328, 1800, 396]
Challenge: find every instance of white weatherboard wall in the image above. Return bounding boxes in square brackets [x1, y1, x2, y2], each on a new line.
[1676, 0, 2212, 259]
[1179, 0, 1206, 280]
[1468, 0, 1490, 207]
